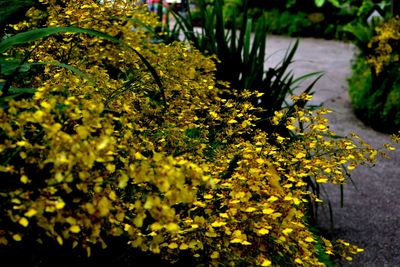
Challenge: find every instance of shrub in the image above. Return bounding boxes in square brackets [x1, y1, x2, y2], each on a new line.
[348, 16, 400, 133]
[0, 0, 380, 266]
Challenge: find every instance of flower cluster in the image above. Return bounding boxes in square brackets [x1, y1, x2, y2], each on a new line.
[367, 16, 400, 74]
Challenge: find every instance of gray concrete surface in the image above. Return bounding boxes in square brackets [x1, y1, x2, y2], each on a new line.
[265, 35, 400, 266]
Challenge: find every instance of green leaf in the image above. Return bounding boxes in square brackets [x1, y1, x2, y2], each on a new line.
[0, 26, 120, 54]
[243, 19, 252, 64]
[328, 0, 341, 8]
[0, 58, 30, 76]
[0, 58, 90, 81]
[314, 0, 325, 7]
[0, 87, 35, 105]
[8, 87, 35, 94]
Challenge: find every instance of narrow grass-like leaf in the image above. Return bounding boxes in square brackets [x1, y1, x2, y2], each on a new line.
[169, 11, 197, 44]
[340, 184, 344, 208]
[237, 0, 249, 53]
[243, 18, 252, 64]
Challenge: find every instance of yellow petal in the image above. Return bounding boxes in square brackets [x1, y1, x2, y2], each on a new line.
[282, 228, 293, 236]
[267, 196, 279, 202]
[106, 164, 115, 173]
[179, 243, 189, 250]
[168, 242, 178, 249]
[166, 223, 179, 232]
[257, 228, 269, 235]
[12, 234, 22, 241]
[24, 209, 37, 217]
[55, 200, 66, 210]
[204, 194, 213, 199]
[98, 196, 110, 216]
[261, 259, 272, 266]
[210, 251, 220, 259]
[244, 207, 257, 213]
[57, 236, 63, 245]
[211, 221, 226, 227]
[18, 217, 29, 227]
[295, 258, 303, 264]
[262, 208, 274, 215]
[296, 152, 306, 159]
[123, 224, 131, 232]
[286, 125, 296, 131]
[20, 175, 29, 184]
[33, 110, 44, 122]
[230, 238, 242, 243]
[305, 237, 315, 243]
[69, 225, 81, 233]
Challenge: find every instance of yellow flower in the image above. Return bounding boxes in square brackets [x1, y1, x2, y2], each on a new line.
[18, 217, 29, 227]
[168, 242, 178, 249]
[261, 259, 272, 266]
[20, 175, 29, 184]
[12, 234, 22, 241]
[24, 209, 37, 217]
[257, 228, 269, 235]
[282, 228, 293, 236]
[296, 152, 306, 159]
[69, 225, 81, 233]
[262, 208, 274, 215]
[211, 221, 226, 228]
[244, 207, 257, 213]
[210, 251, 220, 259]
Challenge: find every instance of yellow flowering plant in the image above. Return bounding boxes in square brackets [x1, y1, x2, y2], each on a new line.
[367, 16, 400, 75]
[348, 16, 400, 133]
[0, 0, 388, 266]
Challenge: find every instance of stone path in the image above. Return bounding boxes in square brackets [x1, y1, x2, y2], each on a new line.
[265, 35, 400, 266]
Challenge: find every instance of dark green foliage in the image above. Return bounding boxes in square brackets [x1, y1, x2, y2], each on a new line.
[346, 16, 400, 133]
[348, 56, 400, 133]
[219, 0, 391, 40]
[263, 9, 314, 37]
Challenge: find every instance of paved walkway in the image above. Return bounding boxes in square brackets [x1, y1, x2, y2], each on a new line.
[265, 35, 400, 266]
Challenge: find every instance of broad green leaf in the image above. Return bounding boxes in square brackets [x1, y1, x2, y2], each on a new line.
[0, 58, 30, 76]
[0, 26, 121, 54]
[0, 26, 165, 107]
[0, 87, 35, 105]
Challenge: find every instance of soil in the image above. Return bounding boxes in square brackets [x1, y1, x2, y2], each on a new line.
[265, 35, 400, 266]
